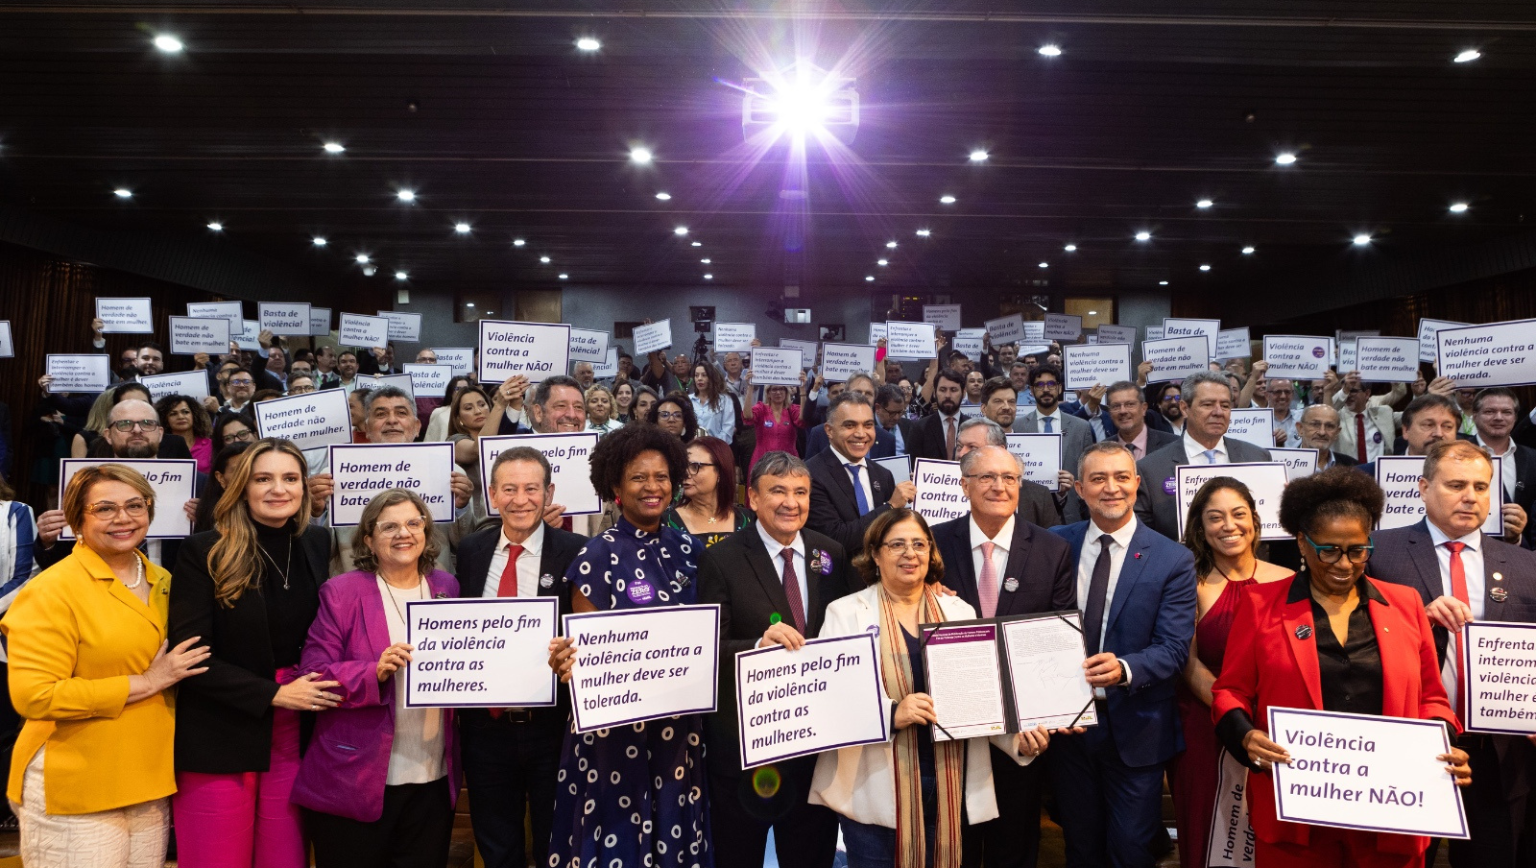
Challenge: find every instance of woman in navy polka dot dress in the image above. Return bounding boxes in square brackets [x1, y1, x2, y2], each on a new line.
[547, 425, 714, 868]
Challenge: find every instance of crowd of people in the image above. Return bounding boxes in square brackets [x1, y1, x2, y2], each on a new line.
[2, 319, 1536, 868]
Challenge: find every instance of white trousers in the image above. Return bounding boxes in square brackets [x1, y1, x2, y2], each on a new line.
[9, 748, 170, 868]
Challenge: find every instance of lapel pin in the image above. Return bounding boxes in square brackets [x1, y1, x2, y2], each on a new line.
[540, 574, 555, 589]
[1003, 578, 1019, 593]
[1493, 572, 1504, 582]
[1492, 587, 1509, 603]
[1134, 552, 1142, 560]
[1295, 624, 1312, 640]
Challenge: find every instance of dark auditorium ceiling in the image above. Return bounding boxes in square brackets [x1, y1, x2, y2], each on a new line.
[1, 1, 1534, 302]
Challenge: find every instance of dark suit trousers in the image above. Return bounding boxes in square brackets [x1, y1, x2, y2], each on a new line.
[1438, 736, 1521, 868]
[460, 711, 564, 868]
[962, 745, 1043, 868]
[708, 754, 839, 868]
[1046, 719, 1164, 868]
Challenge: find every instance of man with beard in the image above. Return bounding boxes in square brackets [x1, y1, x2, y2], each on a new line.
[133, 342, 165, 379]
[1153, 382, 1186, 436]
[1298, 404, 1357, 470]
[909, 369, 969, 460]
[1015, 364, 1093, 477]
[336, 350, 363, 393]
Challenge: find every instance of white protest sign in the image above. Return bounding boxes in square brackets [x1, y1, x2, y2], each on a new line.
[258, 301, 312, 335]
[1419, 318, 1472, 363]
[1437, 319, 1536, 389]
[1146, 325, 1165, 342]
[1263, 335, 1333, 380]
[1044, 313, 1082, 343]
[568, 328, 610, 364]
[714, 323, 756, 354]
[1338, 341, 1358, 373]
[1063, 343, 1132, 390]
[95, 297, 154, 334]
[953, 328, 986, 360]
[1462, 622, 1536, 735]
[749, 347, 803, 387]
[780, 339, 819, 371]
[1086, 335, 1098, 345]
[1216, 327, 1252, 360]
[1142, 336, 1210, 384]
[404, 364, 455, 398]
[478, 433, 601, 517]
[45, 354, 111, 393]
[923, 304, 962, 331]
[886, 321, 938, 359]
[985, 314, 1025, 345]
[310, 307, 332, 337]
[632, 319, 673, 356]
[1355, 337, 1419, 383]
[1268, 448, 1320, 482]
[168, 316, 231, 355]
[1006, 433, 1062, 487]
[564, 605, 721, 733]
[593, 347, 619, 378]
[478, 320, 572, 385]
[139, 371, 209, 403]
[1269, 707, 1468, 839]
[326, 442, 456, 527]
[912, 458, 966, 524]
[736, 633, 890, 769]
[1175, 463, 1287, 540]
[338, 313, 390, 348]
[432, 347, 474, 377]
[871, 455, 911, 486]
[820, 343, 877, 383]
[1225, 408, 1275, 451]
[1022, 320, 1046, 345]
[188, 301, 243, 331]
[1163, 318, 1221, 353]
[404, 598, 559, 709]
[377, 310, 423, 342]
[1375, 455, 1503, 536]
[234, 320, 261, 351]
[372, 373, 416, 403]
[0, 321, 13, 359]
[868, 323, 887, 346]
[1097, 324, 1137, 346]
[59, 459, 196, 540]
[253, 389, 354, 452]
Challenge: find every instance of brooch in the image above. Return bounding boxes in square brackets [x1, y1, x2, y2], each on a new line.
[539, 574, 554, 589]
[1133, 552, 1142, 560]
[1295, 624, 1313, 640]
[1003, 578, 1019, 593]
[1492, 587, 1509, 603]
[808, 549, 833, 576]
[1493, 572, 1505, 582]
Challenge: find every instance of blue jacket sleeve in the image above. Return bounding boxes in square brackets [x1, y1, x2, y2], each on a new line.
[1120, 549, 1197, 694]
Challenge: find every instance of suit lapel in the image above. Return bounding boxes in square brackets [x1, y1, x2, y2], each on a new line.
[744, 528, 794, 624]
[1281, 588, 1325, 709]
[997, 521, 1034, 616]
[819, 452, 859, 517]
[1105, 527, 1153, 635]
[1370, 590, 1409, 716]
[948, 518, 977, 601]
[1405, 521, 1445, 600]
[362, 577, 392, 652]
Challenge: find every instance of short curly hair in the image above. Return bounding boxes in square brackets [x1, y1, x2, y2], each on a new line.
[647, 391, 699, 442]
[1277, 466, 1385, 537]
[589, 423, 689, 504]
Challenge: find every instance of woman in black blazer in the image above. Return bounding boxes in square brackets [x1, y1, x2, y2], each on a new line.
[167, 438, 337, 868]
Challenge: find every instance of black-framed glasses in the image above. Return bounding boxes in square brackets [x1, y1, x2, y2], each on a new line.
[108, 419, 160, 432]
[686, 461, 716, 476]
[1302, 534, 1373, 565]
[225, 428, 255, 442]
[1032, 380, 1061, 389]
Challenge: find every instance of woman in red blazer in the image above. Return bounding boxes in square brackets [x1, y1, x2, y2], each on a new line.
[1211, 468, 1471, 868]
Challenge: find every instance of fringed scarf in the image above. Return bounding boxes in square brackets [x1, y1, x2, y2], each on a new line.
[878, 586, 967, 868]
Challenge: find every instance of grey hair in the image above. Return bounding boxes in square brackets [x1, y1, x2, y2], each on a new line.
[957, 416, 1006, 447]
[531, 375, 584, 408]
[749, 451, 811, 490]
[1180, 370, 1232, 405]
[959, 444, 1026, 477]
[1077, 440, 1137, 478]
[1104, 380, 1143, 403]
[363, 385, 412, 413]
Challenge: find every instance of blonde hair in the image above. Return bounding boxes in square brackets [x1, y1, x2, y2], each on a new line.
[62, 464, 157, 534]
[209, 439, 313, 607]
[584, 383, 615, 425]
[83, 390, 117, 434]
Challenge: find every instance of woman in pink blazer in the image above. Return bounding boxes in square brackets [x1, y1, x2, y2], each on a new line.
[290, 489, 461, 868]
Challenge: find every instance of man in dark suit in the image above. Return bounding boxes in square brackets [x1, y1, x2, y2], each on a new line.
[1048, 441, 1197, 868]
[875, 383, 915, 456]
[956, 417, 1063, 527]
[909, 368, 969, 460]
[1134, 371, 1273, 539]
[804, 375, 897, 461]
[1095, 381, 1177, 460]
[807, 392, 916, 556]
[454, 446, 587, 868]
[933, 444, 1075, 868]
[1370, 439, 1536, 868]
[697, 452, 862, 868]
[1471, 387, 1536, 546]
[1015, 364, 1095, 477]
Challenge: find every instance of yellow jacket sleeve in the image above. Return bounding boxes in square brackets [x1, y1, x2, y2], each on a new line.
[4, 583, 132, 722]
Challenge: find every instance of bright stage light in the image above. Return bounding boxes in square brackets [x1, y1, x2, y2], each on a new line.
[741, 64, 859, 143]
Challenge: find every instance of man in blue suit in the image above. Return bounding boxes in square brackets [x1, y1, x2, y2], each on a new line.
[1047, 440, 1197, 868]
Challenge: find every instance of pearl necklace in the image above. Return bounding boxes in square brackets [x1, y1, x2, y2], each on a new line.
[122, 555, 145, 591]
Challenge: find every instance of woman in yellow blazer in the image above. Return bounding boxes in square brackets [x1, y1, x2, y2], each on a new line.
[1, 464, 209, 868]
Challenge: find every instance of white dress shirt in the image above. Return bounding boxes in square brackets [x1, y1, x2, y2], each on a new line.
[1182, 431, 1229, 465]
[1477, 436, 1519, 501]
[482, 523, 546, 599]
[1074, 515, 1141, 687]
[829, 445, 876, 513]
[756, 522, 809, 632]
[1034, 409, 1064, 434]
[1340, 405, 1387, 462]
[969, 515, 1015, 609]
[1427, 521, 1484, 711]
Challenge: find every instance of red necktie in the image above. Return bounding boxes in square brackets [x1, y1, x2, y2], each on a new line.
[1445, 541, 1469, 717]
[781, 550, 806, 633]
[1355, 412, 1368, 464]
[496, 543, 524, 598]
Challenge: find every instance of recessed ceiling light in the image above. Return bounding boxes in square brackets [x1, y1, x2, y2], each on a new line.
[1087, 310, 1098, 316]
[1454, 49, 1481, 63]
[655, 192, 672, 200]
[465, 302, 475, 308]
[877, 259, 889, 266]
[1038, 262, 1049, 268]
[691, 241, 702, 247]
[558, 273, 569, 280]
[916, 229, 931, 237]
[485, 311, 493, 315]
[1449, 202, 1470, 213]
[512, 238, 526, 246]
[703, 274, 713, 280]
[395, 271, 408, 280]
[674, 226, 688, 236]
[206, 222, 223, 231]
[539, 256, 551, 264]
[939, 195, 957, 204]
[355, 254, 370, 263]
[1242, 246, 1256, 254]
[576, 37, 602, 52]
[1353, 234, 1373, 246]
[886, 241, 898, 249]
[865, 275, 875, 282]
[1135, 231, 1152, 242]
[700, 258, 711, 264]
[312, 237, 327, 247]
[1275, 152, 1297, 165]
[323, 142, 345, 154]
[1196, 199, 1214, 209]
[1063, 243, 1077, 252]
[396, 189, 416, 202]
[1038, 44, 1062, 57]
[1159, 280, 1169, 286]
[454, 222, 471, 234]
[153, 34, 183, 53]
[113, 188, 132, 199]
[969, 150, 989, 162]
[1199, 264, 1211, 271]
[630, 147, 653, 164]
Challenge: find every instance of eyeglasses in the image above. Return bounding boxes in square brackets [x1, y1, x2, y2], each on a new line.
[376, 518, 428, 537]
[229, 377, 254, 386]
[224, 428, 255, 442]
[1301, 421, 1340, 431]
[1302, 534, 1373, 565]
[108, 419, 160, 433]
[657, 411, 684, 421]
[86, 499, 151, 520]
[964, 472, 1021, 488]
[686, 462, 716, 476]
[1107, 402, 1143, 413]
[881, 540, 930, 555]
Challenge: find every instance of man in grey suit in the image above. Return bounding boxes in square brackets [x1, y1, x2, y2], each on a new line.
[1370, 439, 1536, 868]
[1015, 364, 1094, 481]
[1134, 370, 1273, 539]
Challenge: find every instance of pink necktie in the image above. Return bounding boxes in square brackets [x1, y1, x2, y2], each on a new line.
[978, 541, 999, 619]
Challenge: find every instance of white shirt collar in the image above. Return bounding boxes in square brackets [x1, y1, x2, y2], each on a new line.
[829, 445, 865, 469]
[756, 522, 805, 561]
[499, 521, 545, 557]
[1037, 408, 1061, 422]
[1182, 430, 1227, 461]
[969, 515, 1016, 550]
[1476, 435, 1517, 458]
[1426, 519, 1482, 553]
[1088, 515, 1139, 549]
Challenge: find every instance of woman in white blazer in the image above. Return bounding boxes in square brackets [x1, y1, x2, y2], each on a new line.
[809, 508, 1046, 868]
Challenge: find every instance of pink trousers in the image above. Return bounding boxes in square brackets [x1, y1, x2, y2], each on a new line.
[173, 681, 306, 868]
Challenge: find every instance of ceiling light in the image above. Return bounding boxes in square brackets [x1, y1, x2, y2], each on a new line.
[1159, 280, 1169, 286]
[877, 259, 888, 266]
[395, 271, 408, 280]
[454, 222, 471, 234]
[355, 254, 370, 264]
[916, 229, 931, 237]
[113, 188, 132, 199]
[630, 147, 653, 164]
[1134, 231, 1151, 242]
[655, 192, 672, 200]
[558, 273, 569, 280]
[1087, 310, 1098, 315]
[700, 258, 711, 264]
[576, 37, 602, 51]
[1275, 152, 1297, 165]
[322, 142, 345, 154]
[362, 265, 377, 276]
[312, 237, 327, 247]
[539, 256, 551, 264]
[865, 275, 875, 282]
[465, 302, 475, 308]
[1196, 199, 1214, 209]
[691, 241, 702, 247]
[1353, 234, 1373, 246]
[1449, 202, 1470, 213]
[396, 189, 416, 202]
[1199, 264, 1211, 272]
[674, 226, 689, 236]
[1038, 262, 1049, 268]
[969, 150, 989, 162]
[513, 238, 526, 246]
[1064, 243, 1077, 252]
[1454, 49, 1481, 63]
[703, 274, 713, 280]
[1242, 246, 1256, 254]
[939, 195, 957, 204]
[485, 311, 494, 315]
[206, 222, 223, 232]
[153, 34, 183, 53]
[1038, 45, 1062, 57]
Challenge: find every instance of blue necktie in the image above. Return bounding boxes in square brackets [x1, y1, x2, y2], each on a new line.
[1043, 415, 1054, 433]
[1203, 449, 1218, 464]
[846, 464, 871, 516]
